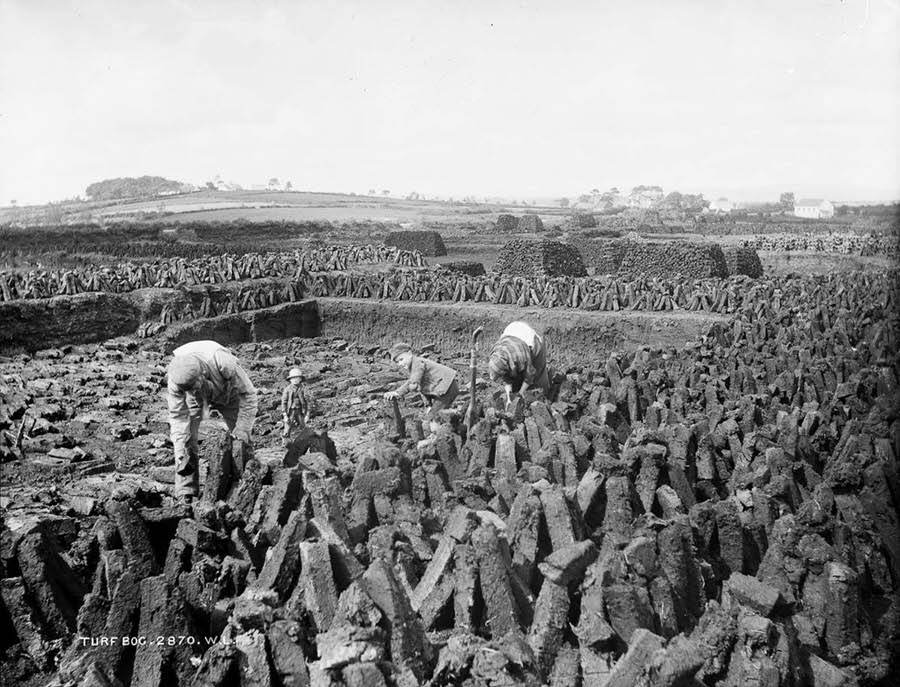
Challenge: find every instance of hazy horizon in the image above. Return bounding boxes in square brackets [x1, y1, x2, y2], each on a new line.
[2, 0, 899, 206]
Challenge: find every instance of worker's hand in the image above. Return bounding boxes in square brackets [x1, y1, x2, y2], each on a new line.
[384, 391, 399, 401]
[303, 414, 311, 424]
[504, 384, 514, 406]
[232, 428, 252, 444]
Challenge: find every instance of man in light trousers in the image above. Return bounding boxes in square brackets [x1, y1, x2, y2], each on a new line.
[167, 340, 258, 501]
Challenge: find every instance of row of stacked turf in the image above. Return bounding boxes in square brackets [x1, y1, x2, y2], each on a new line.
[498, 239, 763, 279]
[0, 246, 426, 302]
[131, 269, 897, 341]
[744, 233, 900, 259]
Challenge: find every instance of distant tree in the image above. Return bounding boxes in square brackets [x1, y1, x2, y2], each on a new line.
[577, 194, 592, 204]
[682, 193, 708, 212]
[206, 182, 216, 191]
[10, 200, 16, 207]
[382, 190, 390, 196]
[660, 191, 682, 209]
[285, 180, 293, 191]
[557, 198, 570, 208]
[268, 177, 280, 190]
[368, 189, 376, 196]
[598, 189, 620, 208]
[779, 192, 795, 210]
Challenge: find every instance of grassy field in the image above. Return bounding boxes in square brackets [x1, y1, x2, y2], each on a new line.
[0, 189, 565, 227]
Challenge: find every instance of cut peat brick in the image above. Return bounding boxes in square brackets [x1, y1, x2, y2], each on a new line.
[256, 510, 306, 599]
[604, 628, 665, 687]
[723, 572, 781, 616]
[507, 487, 543, 590]
[299, 541, 339, 632]
[538, 539, 599, 586]
[540, 487, 576, 551]
[453, 544, 479, 632]
[308, 475, 352, 545]
[471, 524, 519, 639]
[106, 499, 160, 577]
[527, 579, 570, 676]
[235, 630, 274, 687]
[16, 530, 86, 638]
[228, 458, 266, 521]
[267, 620, 310, 687]
[190, 642, 239, 687]
[131, 575, 197, 687]
[1, 577, 49, 668]
[361, 558, 431, 682]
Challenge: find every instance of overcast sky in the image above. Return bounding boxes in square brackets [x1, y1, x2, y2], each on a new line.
[1, 0, 899, 205]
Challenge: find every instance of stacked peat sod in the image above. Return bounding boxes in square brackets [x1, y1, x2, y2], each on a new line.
[617, 241, 729, 279]
[0, 244, 427, 302]
[495, 215, 520, 233]
[384, 232, 447, 257]
[744, 233, 900, 259]
[493, 239, 588, 278]
[569, 238, 630, 275]
[724, 247, 764, 278]
[4, 283, 900, 686]
[574, 239, 731, 279]
[517, 214, 544, 233]
[568, 213, 598, 229]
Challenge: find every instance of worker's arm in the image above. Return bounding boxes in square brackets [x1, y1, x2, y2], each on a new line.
[299, 389, 311, 421]
[217, 351, 258, 442]
[391, 357, 425, 398]
[280, 386, 291, 416]
[281, 386, 292, 431]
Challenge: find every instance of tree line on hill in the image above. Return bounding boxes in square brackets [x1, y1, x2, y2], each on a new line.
[85, 176, 189, 201]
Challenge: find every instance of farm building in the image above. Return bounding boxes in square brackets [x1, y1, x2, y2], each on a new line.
[794, 198, 834, 219]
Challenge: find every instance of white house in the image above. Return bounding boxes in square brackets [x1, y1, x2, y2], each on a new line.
[794, 198, 834, 219]
[707, 198, 735, 214]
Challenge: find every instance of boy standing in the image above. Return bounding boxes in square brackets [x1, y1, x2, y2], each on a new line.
[281, 367, 310, 446]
